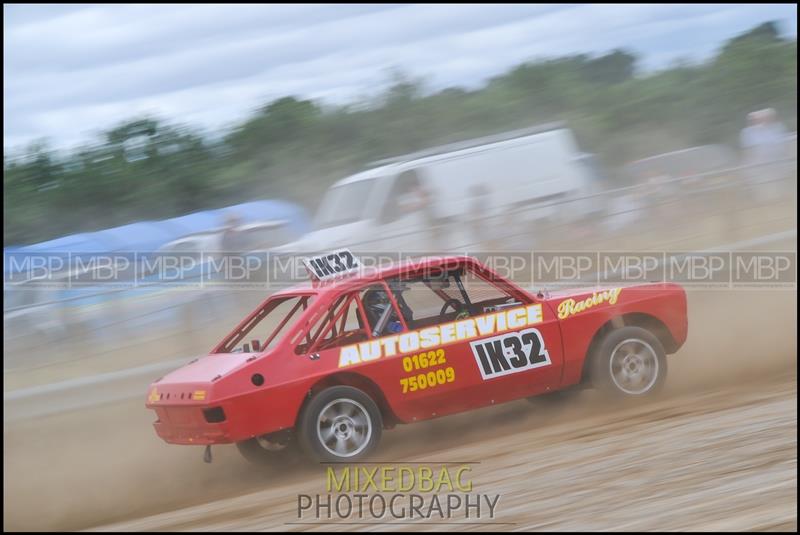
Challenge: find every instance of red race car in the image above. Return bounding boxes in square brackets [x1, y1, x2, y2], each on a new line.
[146, 252, 688, 463]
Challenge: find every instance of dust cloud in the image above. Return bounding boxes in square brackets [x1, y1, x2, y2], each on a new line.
[3, 288, 796, 531]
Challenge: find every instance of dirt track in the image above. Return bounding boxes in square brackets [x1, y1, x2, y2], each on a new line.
[92, 375, 797, 532]
[3, 288, 797, 532]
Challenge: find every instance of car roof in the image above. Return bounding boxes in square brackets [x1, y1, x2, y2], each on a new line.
[270, 255, 477, 299]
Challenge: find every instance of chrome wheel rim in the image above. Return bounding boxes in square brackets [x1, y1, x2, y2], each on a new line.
[609, 338, 659, 395]
[317, 398, 372, 458]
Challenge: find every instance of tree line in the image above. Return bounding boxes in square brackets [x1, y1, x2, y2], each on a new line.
[4, 22, 796, 246]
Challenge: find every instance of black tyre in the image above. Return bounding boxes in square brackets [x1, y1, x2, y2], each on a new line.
[591, 326, 667, 398]
[236, 431, 296, 466]
[298, 386, 382, 463]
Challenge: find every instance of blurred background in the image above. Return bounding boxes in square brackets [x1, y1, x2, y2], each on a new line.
[3, 4, 797, 531]
[4, 5, 797, 246]
[3, 5, 797, 380]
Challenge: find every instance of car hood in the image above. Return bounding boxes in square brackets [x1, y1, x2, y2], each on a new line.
[539, 285, 624, 300]
[540, 282, 673, 300]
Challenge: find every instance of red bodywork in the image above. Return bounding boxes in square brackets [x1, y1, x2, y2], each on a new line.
[146, 256, 687, 445]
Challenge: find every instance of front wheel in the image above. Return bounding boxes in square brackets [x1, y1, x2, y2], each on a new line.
[591, 326, 667, 398]
[298, 386, 383, 463]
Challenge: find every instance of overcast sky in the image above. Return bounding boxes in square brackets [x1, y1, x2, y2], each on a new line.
[4, 3, 797, 152]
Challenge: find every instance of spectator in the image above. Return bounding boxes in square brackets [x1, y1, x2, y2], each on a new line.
[740, 108, 790, 202]
[468, 184, 491, 247]
[218, 212, 248, 313]
[392, 170, 445, 252]
[220, 212, 247, 253]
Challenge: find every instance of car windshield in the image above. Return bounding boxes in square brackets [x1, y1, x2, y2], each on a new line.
[314, 179, 376, 230]
[216, 293, 315, 353]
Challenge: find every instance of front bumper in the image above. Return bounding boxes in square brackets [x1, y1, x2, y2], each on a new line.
[150, 405, 234, 445]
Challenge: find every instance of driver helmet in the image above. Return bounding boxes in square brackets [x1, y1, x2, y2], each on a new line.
[364, 288, 405, 334]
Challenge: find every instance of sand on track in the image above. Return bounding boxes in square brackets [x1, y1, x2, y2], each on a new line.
[3, 288, 796, 532]
[90, 375, 798, 532]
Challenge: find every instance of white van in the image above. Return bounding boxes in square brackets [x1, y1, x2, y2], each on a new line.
[278, 123, 599, 254]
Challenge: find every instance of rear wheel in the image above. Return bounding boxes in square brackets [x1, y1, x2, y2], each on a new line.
[591, 326, 667, 398]
[236, 430, 296, 466]
[298, 386, 383, 462]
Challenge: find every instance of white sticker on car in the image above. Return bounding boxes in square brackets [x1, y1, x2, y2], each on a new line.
[470, 328, 550, 380]
[302, 249, 361, 281]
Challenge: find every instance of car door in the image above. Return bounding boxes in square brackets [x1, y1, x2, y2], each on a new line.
[464, 294, 564, 403]
[374, 276, 487, 420]
[372, 266, 564, 422]
[305, 269, 565, 424]
[403, 265, 564, 410]
[303, 278, 481, 423]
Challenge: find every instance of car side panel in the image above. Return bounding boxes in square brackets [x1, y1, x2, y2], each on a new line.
[551, 283, 688, 388]
[316, 304, 565, 424]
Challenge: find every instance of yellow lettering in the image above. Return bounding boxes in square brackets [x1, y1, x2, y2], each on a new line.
[526, 304, 543, 324]
[359, 341, 381, 361]
[327, 467, 350, 492]
[440, 323, 456, 344]
[398, 332, 420, 353]
[339, 345, 361, 367]
[557, 288, 623, 319]
[418, 466, 434, 492]
[507, 307, 527, 328]
[455, 318, 477, 340]
[381, 466, 394, 492]
[435, 466, 454, 492]
[398, 466, 414, 491]
[419, 327, 440, 348]
[475, 314, 496, 336]
[608, 287, 622, 304]
[338, 303, 573, 367]
[455, 466, 473, 492]
[381, 335, 399, 357]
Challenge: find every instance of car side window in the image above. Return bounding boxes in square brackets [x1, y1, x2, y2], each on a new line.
[360, 283, 405, 336]
[219, 294, 314, 354]
[383, 267, 521, 330]
[296, 292, 371, 354]
[454, 269, 513, 308]
[388, 279, 443, 329]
